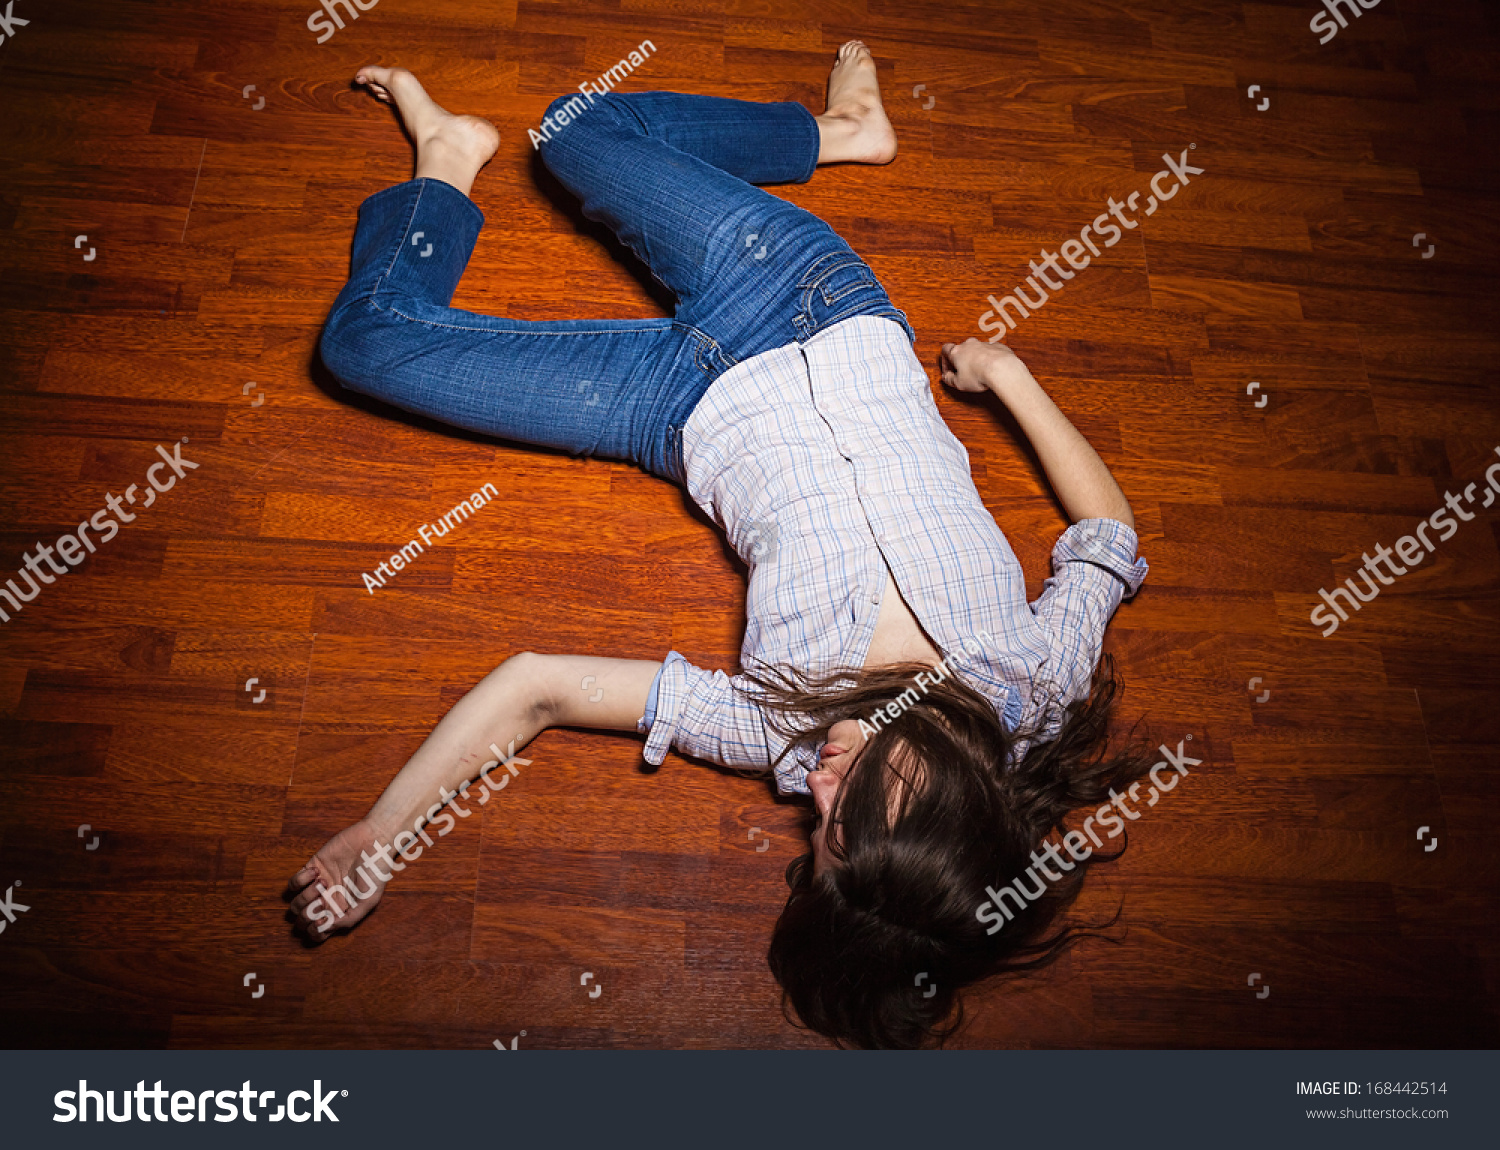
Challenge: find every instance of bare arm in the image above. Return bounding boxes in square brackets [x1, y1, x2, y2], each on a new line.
[288, 651, 662, 936]
[364, 651, 662, 840]
[939, 339, 1134, 529]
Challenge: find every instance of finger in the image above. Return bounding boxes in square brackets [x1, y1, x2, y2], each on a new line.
[299, 915, 332, 943]
[288, 859, 325, 894]
[290, 883, 326, 915]
[296, 902, 340, 940]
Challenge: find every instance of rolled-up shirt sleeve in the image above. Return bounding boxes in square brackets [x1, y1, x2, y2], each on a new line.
[1025, 517, 1148, 715]
[637, 651, 816, 794]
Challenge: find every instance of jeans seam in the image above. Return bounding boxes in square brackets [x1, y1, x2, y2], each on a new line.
[790, 101, 820, 183]
[796, 254, 877, 320]
[688, 327, 731, 377]
[813, 263, 877, 304]
[371, 179, 429, 300]
[822, 297, 895, 331]
[378, 302, 678, 337]
[795, 250, 865, 289]
[819, 272, 878, 306]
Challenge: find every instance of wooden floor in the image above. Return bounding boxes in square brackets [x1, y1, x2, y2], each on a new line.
[1, 0, 1497, 1049]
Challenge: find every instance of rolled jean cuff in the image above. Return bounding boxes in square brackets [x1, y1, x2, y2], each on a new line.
[786, 102, 821, 184]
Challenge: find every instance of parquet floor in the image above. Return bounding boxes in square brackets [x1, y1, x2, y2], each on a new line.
[0, 0, 1497, 1048]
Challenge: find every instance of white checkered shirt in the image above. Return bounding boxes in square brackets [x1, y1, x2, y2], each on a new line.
[637, 315, 1147, 794]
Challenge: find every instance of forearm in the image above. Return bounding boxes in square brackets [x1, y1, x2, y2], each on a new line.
[286, 652, 663, 937]
[365, 654, 549, 842]
[363, 651, 661, 844]
[986, 366, 1135, 529]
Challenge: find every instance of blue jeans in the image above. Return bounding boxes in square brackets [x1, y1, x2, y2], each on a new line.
[320, 90, 916, 483]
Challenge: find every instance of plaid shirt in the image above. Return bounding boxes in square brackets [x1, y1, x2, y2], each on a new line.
[637, 315, 1147, 794]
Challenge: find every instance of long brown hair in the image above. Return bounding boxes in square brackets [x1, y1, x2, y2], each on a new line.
[737, 654, 1157, 1049]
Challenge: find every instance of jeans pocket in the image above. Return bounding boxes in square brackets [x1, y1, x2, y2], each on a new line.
[802, 254, 879, 306]
[793, 253, 891, 339]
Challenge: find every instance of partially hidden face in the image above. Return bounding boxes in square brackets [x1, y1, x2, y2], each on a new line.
[807, 717, 867, 874]
[807, 717, 925, 875]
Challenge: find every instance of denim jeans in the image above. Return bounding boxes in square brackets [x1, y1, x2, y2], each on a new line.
[320, 90, 916, 483]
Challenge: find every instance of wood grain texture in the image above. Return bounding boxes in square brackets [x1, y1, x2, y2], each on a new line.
[0, 0, 1497, 1049]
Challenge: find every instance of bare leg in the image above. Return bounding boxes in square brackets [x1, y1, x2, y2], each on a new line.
[353, 66, 501, 197]
[815, 41, 898, 165]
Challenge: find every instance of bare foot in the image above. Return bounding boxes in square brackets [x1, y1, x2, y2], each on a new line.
[287, 817, 400, 941]
[816, 41, 897, 165]
[354, 65, 500, 197]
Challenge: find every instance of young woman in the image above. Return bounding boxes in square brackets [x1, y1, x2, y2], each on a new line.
[290, 42, 1155, 1049]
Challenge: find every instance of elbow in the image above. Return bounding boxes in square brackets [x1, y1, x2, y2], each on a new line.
[1076, 500, 1134, 532]
[1100, 489, 1135, 532]
[499, 650, 556, 725]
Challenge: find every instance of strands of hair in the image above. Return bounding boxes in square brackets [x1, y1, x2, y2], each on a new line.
[741, 656, 1157, 1049]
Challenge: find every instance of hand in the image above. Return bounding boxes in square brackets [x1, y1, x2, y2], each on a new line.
[939, 339, 1027, 395]
[287, 818, 394, 941]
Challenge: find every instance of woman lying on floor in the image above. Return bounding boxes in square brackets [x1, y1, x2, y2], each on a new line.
[289, 41, 1156, 1049]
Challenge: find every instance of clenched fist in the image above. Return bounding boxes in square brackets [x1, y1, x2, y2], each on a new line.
[939, 339, 1028, 395]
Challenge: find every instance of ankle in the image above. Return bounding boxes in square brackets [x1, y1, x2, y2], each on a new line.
[815, 112, 859, 164]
